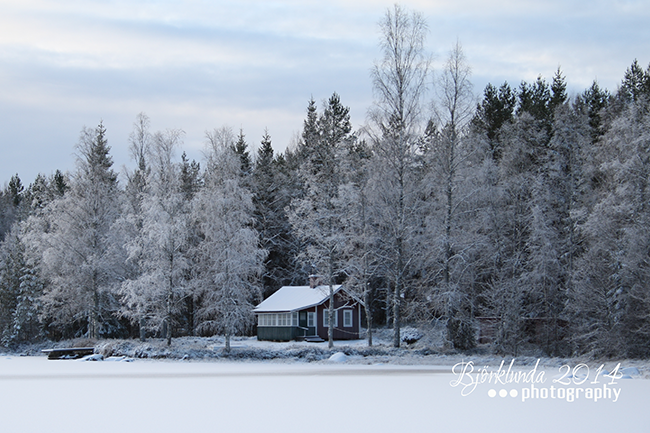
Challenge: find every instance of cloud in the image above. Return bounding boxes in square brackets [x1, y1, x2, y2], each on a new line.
[0, 0, 647, 184]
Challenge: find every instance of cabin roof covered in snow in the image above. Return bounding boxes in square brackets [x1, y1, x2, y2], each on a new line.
[253, 285, 343, 313]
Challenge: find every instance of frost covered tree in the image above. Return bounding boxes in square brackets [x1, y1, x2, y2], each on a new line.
[2, 172, 68, 343]
[115, 113, 152, 340]
[40, 122, 120, 339]
[7, 226, 44, 345]
[521, 103, 588, 356]
[120, 129, 190, 345]
[424, 41, 477, 349]
[367, 4, 430, 347]
[251, 130, 295, 296]
[472, 82, 516, 161]
[336, 139, 376, 345]
[296, 97, 320, 163]
[289, 93, 356, 348]
[574, 81, 611, 144]
[619, 59, 650, 105]
[192, 127, 265, 352]
[570, 100, 650, 357]
[179, 151, 202, 336]
[478, 112, 544, 353]
[0, 174, 26, 243]
[0, 228, 25, 343]
[233, 128, 252, 177]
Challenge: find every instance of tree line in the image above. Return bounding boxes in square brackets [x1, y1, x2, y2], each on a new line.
[2, 4, 650, 357]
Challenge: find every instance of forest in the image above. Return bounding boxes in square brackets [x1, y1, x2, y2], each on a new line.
[1, 5, 650, 358]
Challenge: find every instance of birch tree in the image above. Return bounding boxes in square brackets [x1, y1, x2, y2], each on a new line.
[193, 127, 265, 352]
[115, 113, 152, 340]
[367, 4, 430, 347]
[120, 129, 190, 345]
[426, 41, 476, 348]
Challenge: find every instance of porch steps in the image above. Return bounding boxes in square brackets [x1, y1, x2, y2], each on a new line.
[303, 335, 325, 343]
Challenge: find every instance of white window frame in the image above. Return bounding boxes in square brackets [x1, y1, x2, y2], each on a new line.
[307, 312, 315, 328]
[343, 309, 353, 327]
[258, 313, 296, 327]
[323, 310, 338, 328]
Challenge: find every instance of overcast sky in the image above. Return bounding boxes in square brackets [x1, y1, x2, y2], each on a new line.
[1, 0, 648, 185]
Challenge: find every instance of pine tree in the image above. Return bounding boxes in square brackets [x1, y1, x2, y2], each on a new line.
[52, 170, 69, 197]
[178, 151, 202, 336]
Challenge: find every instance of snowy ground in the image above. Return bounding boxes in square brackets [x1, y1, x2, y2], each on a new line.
[0, 351, 648, 432]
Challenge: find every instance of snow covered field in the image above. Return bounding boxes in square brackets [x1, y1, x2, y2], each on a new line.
[0, 355, 647, 432]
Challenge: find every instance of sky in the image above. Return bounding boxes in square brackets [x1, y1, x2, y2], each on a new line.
[0, 0, 648, 185]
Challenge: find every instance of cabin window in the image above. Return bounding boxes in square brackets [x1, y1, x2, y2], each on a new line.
[258, 313, 295, 327]
[307, 312, 315, 328]
[323, 310, 338, 327]
[343, 310, 353, 327]
[258, 314, 275, 327]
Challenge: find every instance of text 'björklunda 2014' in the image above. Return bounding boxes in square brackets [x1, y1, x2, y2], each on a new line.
[449, 359, 623, 402]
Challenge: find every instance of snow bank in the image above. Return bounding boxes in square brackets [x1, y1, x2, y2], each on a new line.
[328, 352, 347, 362]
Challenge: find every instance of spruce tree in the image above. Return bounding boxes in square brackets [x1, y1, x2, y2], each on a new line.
[620, 59, 650, 104]
[0, 229, 24, 344]
[472, 82, 516, 161]
[577, 81, 610, 143]
[549, 68, 568, 112]
[289, 92, 356, 348]
[40, 122, 120, 339]
[10, 256, 44, 344]
[233, 129, 252, 176]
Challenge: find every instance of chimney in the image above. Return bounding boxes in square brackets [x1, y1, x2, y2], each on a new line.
[309, 275, 322, 289]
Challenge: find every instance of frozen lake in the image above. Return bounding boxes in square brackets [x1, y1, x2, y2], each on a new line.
[0, 356, 647, 432]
